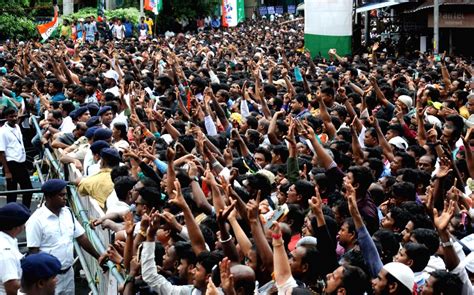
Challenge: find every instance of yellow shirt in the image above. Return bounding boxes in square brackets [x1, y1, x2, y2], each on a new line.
[145, 19, 153, 35]
[78, 168, 113, 209]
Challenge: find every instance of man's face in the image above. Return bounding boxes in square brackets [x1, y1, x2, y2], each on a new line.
[393, 247, 411, 266]
[177, 258, 191, 282]
[162, 245, 176, 271]
[420, 275, 436, 295]
[418, 155, 434, 173]
[289, 246, 307, 278]
[325, 266, 345, 294]
[134, 195, 146, 216]
[401, 221, 414, 244]
[5, 111, 18, 127]
[192, 263, 208, 289]
[254, 152, 267, 168]
[381, 212, 395, 230]
[337, 222, 353, 248]
[364, 131, 377, 147]
[85, 83, 95, 95]
[390, 156, 403, 174]
[101, 110, 114, 125]
[48, 83, 56, 95]
[286, 184, 299, 204]
[290, 99, 302, 114]
[78, 111, 91, 123]
[48, 114, 62, 128]
[44, 275, 59, 295]
[372, 269, 389, 295]
[51, 188, 68, 209]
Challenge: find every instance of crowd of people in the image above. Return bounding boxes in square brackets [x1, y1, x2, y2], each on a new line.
[0, 14, 474, 295]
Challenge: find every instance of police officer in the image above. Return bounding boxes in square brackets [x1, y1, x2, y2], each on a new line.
[0, 203, 31, 295]
[20, 252, 61, 295]
[25, 179, 106, 295]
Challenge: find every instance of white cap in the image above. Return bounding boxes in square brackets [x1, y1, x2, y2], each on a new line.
[256, 169, 276, 185]
[103, 70, 119, 84]
[383, 262, 415, 292]
[388, 136, 408, 150]
[397, 95, 413, 110]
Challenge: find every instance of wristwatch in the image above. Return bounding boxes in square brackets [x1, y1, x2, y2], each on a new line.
[440, 240, 453, 248]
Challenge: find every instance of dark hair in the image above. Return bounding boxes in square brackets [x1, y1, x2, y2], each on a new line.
[394, 151, 416, 169]
[113, 122, 128, 141]
[245, 173, 271, 199]
[110, 165, 129, 181]
[373, 229, 400, 264]
[300, 246, 323, 281]
[272, 144, 289, 161]
[404, 242, 430, 272]
[196, 251, 223, 274]
[254, 147, 272, 164]
[2, 106, 17, 118]
[178, 135, 196, 153]
[411, 228, 439, 256]
[295, 93, 309, 108]
[138, 186, 163, 210]
[392, 182, 416, 203]
[175, 241, 197, 265]
[347, 166, 374, 194]
[286, 204, 305, 234]
[49, 78, 63, 92]
[368, 158, 384, 179]
[113, 176, 137, 201]
[341, 265, 371, 295]
[263, 84, 277, 96]
[61, 100, 75, 115]
[389, 207, 410, 232]
[430, 270, 463, 295]
[385, 272, 413, 295]
[294, 180, 315, 207]
[321, 87, 335, 98]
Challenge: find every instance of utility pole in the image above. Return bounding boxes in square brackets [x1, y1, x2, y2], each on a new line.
[140, 0, 144, 17]
[433, 0, 439, 54]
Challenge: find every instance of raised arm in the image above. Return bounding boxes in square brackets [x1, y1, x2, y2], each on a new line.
[169, 180, 207, 255]
[246, 191, 273, 273]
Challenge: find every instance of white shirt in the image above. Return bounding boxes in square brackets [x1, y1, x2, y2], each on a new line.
[0, 231, 23, 295]
[0, 123, 26, 162]
[26, 205, 85, 269]
[113, 24, 125, 39]
[83, 149, 95, 177]
[105, 190, 130, 215]
[60, 116, 76, 134]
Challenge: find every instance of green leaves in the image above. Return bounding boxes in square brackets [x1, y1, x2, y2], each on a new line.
[0, 14, 37, 40]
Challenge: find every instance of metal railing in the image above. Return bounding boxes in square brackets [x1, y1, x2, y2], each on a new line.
[29, 116, 124, 294]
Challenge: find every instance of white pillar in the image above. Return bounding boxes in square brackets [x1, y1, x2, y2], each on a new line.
[62, 0, 74, 15]
[433, 0, 439, 54]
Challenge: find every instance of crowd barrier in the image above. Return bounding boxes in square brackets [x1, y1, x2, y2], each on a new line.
[31, 116, 124, 294]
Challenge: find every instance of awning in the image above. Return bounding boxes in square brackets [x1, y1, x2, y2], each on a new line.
[404, 0, 474, 14]
[356, 0, 412, 13]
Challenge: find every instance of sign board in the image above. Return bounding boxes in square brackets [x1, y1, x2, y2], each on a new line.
[275, 6, 284, 14]
[258, 6, 268, 15]
[267, 6, 275, 14]
[287, 5, 296, 14]
[428, 12, 474, 28]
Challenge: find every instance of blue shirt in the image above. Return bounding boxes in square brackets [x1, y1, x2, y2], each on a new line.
[51, 92, 66, 103]
[84, 23, 97, 41]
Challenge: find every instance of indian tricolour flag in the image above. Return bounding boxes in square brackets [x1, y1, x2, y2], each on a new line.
[304, 0, 352, 58]
[37, 5, 59, 41]
[222, 0, 245, 27]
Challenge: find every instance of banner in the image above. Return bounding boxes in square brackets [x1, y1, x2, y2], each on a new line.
[222, 0, 245, 27]
[37, 5, 59, 41]
[304, 0, 352, 58]
[145, 0, 163, 14]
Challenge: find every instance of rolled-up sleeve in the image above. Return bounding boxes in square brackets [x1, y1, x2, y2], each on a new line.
[141, 242, 193, 295]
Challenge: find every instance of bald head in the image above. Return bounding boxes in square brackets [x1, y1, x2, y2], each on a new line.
[229, 263, 255, 295]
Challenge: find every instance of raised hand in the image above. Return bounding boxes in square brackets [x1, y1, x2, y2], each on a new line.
[217, 199, 237, 225]
[308, 186, 323, 216]
[168, 179, 187, 209]
[436, 156, 453, 179]
[246, 190, 261, 223]
[123, 211, 135, 236]
[433, 200, 455, 232]
[219, 257, 236, 295]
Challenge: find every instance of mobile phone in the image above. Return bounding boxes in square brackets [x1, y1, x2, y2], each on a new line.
[264, 204, 289, 230]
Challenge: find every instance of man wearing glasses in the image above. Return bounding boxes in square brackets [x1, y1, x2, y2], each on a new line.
[25, 179, 106, 295]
